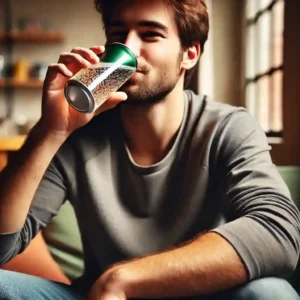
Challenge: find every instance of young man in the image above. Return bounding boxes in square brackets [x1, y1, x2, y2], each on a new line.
[0, 0, 299, 299]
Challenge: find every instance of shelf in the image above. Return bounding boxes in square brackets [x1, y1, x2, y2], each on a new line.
[0, 31, 64, 43]
[0, 135, 26, 151]
[0, 78, 43, 88]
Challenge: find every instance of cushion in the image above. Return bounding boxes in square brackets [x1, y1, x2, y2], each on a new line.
[278, 166, 300, 206]
[42, 201, 84, 280]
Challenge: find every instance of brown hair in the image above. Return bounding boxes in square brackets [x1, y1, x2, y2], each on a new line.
[94, 0, 209, 87]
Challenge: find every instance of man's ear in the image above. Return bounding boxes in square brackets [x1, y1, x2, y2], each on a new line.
[181, 43, 201, 71]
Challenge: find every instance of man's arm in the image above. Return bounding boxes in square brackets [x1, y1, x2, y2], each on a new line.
[0, 127, 68, 234]
[87, 111, 300, 299]
[87, 232, 246, 299]
[2, 232, 70, 284]
[0, 46, 127, 265]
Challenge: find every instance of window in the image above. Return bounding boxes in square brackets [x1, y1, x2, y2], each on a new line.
[245, 0, 285, 137]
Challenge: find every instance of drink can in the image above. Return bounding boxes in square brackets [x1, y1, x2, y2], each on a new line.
[64, 43, 137, 113]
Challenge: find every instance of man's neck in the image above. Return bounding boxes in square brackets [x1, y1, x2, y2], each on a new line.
[120, 84, 185, 167]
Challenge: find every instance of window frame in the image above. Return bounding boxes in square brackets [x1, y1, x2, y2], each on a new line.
[244, 0, 284, 138]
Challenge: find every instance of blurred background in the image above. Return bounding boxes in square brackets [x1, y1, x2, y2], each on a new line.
[0, 0, 299, 167]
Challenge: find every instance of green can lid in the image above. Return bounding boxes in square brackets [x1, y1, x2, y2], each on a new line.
[100, 43, 137, 69]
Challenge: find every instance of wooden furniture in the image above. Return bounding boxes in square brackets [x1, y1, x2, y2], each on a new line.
[0, 31, 63, 91]
[0, 31, 64, 43]
[0, 3, 64, 162]
[0, 0, 65, 121]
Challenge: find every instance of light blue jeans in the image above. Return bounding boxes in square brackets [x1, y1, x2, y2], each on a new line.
[0, 270, 298, 300]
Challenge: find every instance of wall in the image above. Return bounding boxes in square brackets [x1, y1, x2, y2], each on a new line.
[0, 0, 106, 122]
[211, 0, 244, 106]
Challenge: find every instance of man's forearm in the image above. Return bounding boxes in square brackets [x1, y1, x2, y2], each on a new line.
[0, 122, 69, 233]
[105, 232, 248, 298]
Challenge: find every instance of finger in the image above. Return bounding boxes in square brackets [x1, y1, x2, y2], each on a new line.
[108, 91, 128, 102]
[94, 92, 128, 116]
[71, 47, 100, 63]
[46, 63, 73, 80]
[58, 52, 92, 68]
[90, 45, 105, 56]
[100, 295, 123, 300]
[100, 291, 127, 300]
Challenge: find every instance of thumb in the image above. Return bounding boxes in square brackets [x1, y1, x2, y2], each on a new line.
[94, 92, 128, 116]
[101, 291, 127, 300]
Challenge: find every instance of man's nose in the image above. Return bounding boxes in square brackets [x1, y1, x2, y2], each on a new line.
[124, 32, 141, 58]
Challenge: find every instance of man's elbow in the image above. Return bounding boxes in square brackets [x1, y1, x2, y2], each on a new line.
[0, 233, 22, 266]
[281, 242, 300, 277]
[270, 224, 300, 278]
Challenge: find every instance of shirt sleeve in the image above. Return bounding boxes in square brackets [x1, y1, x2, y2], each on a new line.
[210, 110, 300, 280]
[0, 157, 67, 265]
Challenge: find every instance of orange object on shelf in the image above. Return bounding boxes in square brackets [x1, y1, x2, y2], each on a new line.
[13, 59, 31, 81]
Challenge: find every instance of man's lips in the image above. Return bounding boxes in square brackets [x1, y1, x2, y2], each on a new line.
[123, 67, 148, 86]
[123, 73, 140, 86]
[136, 64, 149, 74]
[128, 72, 141, 81]
[129, 70, 145, 79]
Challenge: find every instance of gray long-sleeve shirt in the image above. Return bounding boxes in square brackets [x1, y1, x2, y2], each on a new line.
[0, 91, 299, 291]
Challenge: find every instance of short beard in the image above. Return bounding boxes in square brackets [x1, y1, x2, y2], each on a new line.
[121, 50, 184, 106]
[123, 79, 178, 106]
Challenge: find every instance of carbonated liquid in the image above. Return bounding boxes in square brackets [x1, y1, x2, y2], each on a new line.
[73, 63, 135, 107]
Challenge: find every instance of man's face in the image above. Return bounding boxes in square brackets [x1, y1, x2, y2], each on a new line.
[105, 0, 184, 105]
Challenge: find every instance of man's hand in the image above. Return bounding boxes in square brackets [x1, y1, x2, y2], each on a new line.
[85, 267, 127, 300]
[40, 45, 128, 136]
[85, 233, 247, 300]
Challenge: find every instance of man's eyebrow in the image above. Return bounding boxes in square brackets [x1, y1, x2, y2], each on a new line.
[107, 20, 169, 34]
[137, 21, 169, 34]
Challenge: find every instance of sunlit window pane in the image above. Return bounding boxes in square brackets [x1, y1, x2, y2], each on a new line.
[270, 71, 283, 132]
[272, 0, 284, 67]
[258, 12, 271, 74]
[246, 0, 258, 19]
[257, 77, 270, 132]
[246, 25, 256, 78]
[245, 0, 284, 135]
[258, 0, 272, 11]
[246, 82, 257, 117]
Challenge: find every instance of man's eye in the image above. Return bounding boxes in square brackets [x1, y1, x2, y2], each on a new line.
[143, 32, 162, 38]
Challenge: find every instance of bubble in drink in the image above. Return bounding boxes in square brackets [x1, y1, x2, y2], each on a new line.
[73, 63, 135, 107]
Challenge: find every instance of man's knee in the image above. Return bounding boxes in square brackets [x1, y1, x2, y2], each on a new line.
[0, 269, 25, 300]
[231, 277, 299, 300]
[0, 269, 81, 300]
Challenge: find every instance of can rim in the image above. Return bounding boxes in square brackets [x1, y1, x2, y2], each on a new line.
[64, 80, 95, 114]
